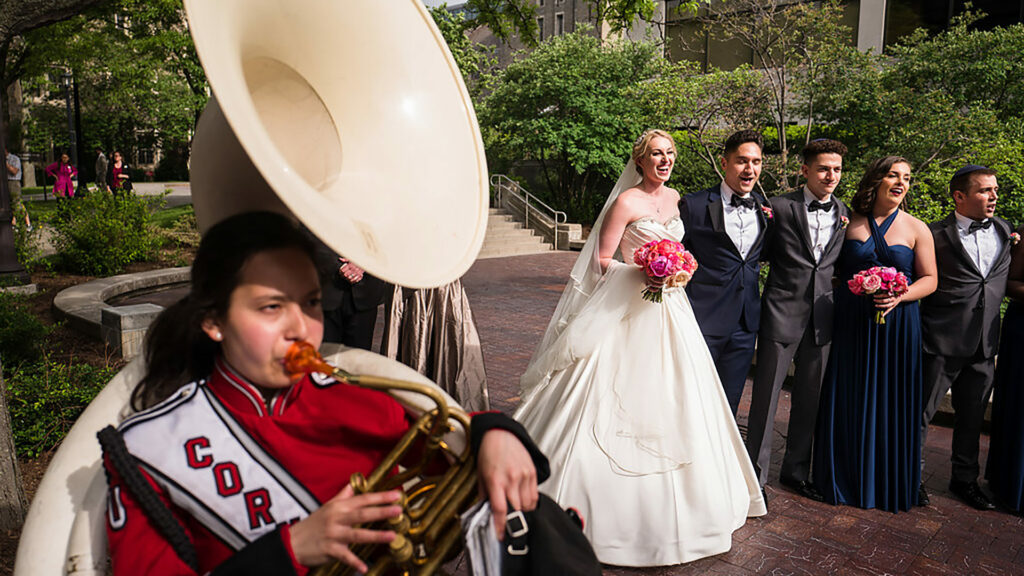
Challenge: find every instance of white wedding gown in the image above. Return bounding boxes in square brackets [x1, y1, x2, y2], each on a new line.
[514, 216, 767, 566]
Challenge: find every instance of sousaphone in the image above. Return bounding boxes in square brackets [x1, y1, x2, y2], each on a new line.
[14, 1, 489, 573]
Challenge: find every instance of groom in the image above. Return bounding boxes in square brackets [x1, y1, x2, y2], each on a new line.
[745, 139, 849, 502]
[921, 165, 1012, 509]
[680, 130, 769, 415]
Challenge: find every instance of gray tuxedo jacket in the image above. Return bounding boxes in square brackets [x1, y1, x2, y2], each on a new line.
[921, 213, 1013, 358]
[759, 190, 850, 346]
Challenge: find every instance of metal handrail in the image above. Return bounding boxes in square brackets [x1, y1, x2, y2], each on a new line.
[489, 174, 567, 250]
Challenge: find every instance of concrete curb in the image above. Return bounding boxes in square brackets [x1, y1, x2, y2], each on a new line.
[53, 267, 190, 341]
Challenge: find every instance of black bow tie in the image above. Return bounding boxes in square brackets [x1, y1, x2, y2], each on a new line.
[808, 200, 833, 213]
[968, 219, 992, 234]
[730, 195, 755, 210]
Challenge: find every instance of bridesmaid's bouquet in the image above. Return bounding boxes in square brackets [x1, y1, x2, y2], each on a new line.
[847, 266, 910, 324]
[632, 239, 698, 303]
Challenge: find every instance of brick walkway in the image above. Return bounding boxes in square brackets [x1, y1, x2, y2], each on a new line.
[457, 251, 1024, 576]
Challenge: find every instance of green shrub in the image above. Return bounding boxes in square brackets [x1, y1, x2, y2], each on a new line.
[0, 293, 48, 368]
[4, 357, 118, 458]
[50, 192, 162, 275]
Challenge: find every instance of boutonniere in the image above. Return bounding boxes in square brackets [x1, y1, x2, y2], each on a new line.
[760, 205, 774, 220]
[1011, 232, 1021, 246]
[840, 216, 850, 229]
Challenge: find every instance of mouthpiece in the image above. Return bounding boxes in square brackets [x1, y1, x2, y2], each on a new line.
[284, 341, 335, 378]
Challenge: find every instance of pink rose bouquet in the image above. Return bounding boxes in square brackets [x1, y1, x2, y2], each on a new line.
[847, 265, 910, 324]
[632, 239, 698, 303]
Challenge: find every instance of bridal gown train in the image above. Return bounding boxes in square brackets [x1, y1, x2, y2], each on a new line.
[514, 216, 766, 567]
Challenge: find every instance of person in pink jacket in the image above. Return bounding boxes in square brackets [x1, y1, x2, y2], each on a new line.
[46, 152, 78, 198]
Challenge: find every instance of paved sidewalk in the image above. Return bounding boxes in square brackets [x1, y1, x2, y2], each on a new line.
[458, 252, 1024, 576]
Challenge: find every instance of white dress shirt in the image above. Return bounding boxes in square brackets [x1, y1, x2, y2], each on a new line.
[721, 182, 761, 259]
[803, 187, 836, 263]
[954, 211, 1003, 277]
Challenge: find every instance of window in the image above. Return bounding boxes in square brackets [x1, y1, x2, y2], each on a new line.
[556, 13, 565, 35]
[537, 16, 545, 41]
[136, 148, 155, 166]
[539, 0, 545, 6]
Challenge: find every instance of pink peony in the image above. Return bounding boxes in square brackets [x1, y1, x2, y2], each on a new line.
[649, 256, 672, 277]
[879, 267, 898, 283]
[862, 274, 882, 293]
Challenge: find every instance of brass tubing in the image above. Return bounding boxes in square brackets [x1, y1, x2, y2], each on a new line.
[412, 459, 476, 540]
[422, 467, 478, 546]
[417, 523, 464, 576]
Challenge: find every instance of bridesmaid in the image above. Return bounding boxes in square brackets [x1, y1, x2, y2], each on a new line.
[813, 156, 937, 512]
[985, 224, 1024, 512]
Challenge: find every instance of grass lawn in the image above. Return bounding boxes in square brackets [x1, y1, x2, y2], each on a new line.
[23, 195, 192, 227]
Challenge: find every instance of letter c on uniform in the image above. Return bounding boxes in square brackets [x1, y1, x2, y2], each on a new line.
[185, 437, 213, 469]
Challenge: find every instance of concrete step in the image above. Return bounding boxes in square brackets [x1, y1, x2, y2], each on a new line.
[477, 243, 553, 259]
[484, 226, 543, 240]
[481, 236, 549, 250]
[478, 207, 555, 258]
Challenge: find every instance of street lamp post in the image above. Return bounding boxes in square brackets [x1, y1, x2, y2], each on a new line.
[61, 71, 80, 194]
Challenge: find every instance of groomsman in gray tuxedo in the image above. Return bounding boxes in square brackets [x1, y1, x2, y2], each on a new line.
[745, 139, 850, 502]
[921, 165, 1012, 510]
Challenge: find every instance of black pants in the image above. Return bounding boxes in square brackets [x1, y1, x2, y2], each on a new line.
[921, 349, 995, 484]
[323, 304, 377, 351]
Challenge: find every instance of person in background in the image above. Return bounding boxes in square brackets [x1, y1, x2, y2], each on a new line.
[679, 130, 771, 415]
[107, 150, 133, 194]
[746, 139, 850, 503]
[95, 147, 108, 192]
[920, 165, 1012, 509]
[46, 152, 77, 199]
[5, 148, 31, 230]
[985, 223, 1024, 513]
[813, 156, 937, 512]
[382, 280, 490, 412]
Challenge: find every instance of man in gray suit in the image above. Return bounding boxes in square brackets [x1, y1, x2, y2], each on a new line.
[921, 165, 1012, 510]
[746, 139, 850, 502]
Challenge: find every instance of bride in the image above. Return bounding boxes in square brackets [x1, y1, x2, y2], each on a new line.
[514, 130, 766, 566]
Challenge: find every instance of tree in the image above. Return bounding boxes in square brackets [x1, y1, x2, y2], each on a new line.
[478, 29, 666, 222]
[699, 0, 856, 192]
[13, 1, 206, 169]
[430, 6, 497, 101]
[813, 13, 1024, 225]
[0, 0, 110, 533]
[636, 60, 772, 181]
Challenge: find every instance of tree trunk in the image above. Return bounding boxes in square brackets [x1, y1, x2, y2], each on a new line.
[0, 359, 27, 530]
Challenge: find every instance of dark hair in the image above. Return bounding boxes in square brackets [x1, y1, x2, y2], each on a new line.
[850, 156, 912, 216]
[801, 139, 847, 165]
[133, 211, 317, 410]
[949, 167, 997, 200]
[723, 130, 763, 156]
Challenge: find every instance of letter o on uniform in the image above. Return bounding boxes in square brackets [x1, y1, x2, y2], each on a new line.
[213, 462, 243, 497]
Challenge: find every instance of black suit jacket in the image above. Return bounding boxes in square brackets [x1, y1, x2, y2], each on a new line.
[679, 184, 769, 337]
[759, 190, 850, 346]
[921, 213, 1013, 358]
[313, 240, 388, 314]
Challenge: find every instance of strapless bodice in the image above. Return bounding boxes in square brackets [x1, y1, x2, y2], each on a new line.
[839, 239, 916, 281]
[619, 216, 686, 257]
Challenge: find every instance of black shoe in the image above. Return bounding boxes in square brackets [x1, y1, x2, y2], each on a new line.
[917, 485, 930, 506]
[779, 476, 825, 502]
[949, 481, 995, 510]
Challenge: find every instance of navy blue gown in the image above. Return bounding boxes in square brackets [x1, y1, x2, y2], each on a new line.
[985, 301, 1024, 511]
[813, 211, 922, 512]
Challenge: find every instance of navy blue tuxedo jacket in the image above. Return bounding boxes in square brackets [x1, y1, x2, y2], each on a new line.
[679, 184, 769, 337]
